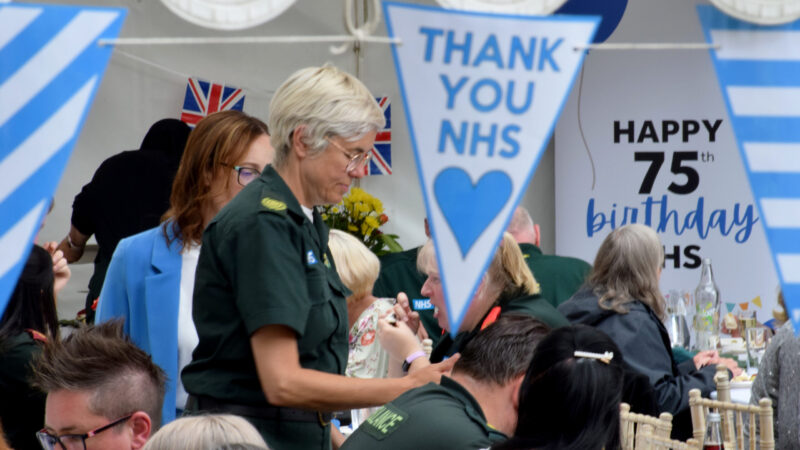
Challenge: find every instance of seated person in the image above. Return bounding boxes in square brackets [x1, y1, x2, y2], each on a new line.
[558, 224, 740, 439]
[748, 320, 798, 448]
[33, 321, 166, 450]
[342, 315, 550, 450]
[506, 206, 590, 307]
[142, 415, 268, 450]
[493, 325, 625, 450]
[396, 232, 567, 364]
[0, 245, 67, 450]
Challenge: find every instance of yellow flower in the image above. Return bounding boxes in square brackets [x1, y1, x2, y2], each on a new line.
[365, 216, 380, 229]
[348, 224, 358, 232]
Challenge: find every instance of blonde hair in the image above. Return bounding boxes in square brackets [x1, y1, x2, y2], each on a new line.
[483, 233, 540, 301]
[142, 415, 267, 450]
[328, 229, 380, 301]
[268, 65, 385, 169]
[416, 233, 539, 302]
[589, 224, 665, 319]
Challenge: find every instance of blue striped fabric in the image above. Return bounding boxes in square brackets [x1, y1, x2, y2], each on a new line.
[698, 5, 800, 333]
[0, 4, 125, 318]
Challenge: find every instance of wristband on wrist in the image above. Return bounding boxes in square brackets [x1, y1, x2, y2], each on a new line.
[402, 350, 427, 373]
[66, 234, 79, 250]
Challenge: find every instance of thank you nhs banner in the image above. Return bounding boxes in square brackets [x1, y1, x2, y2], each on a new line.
[0, 4, 125, 317]
[383, 2, 598, 333]
[698, 6, 800, 333]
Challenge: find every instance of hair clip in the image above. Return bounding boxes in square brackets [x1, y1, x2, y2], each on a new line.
[574, 350, 614, 364]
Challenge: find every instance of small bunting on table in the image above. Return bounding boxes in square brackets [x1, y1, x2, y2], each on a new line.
[752, 296, 762, 308]
[726, 303, 736, 313]
[739, 302, 749, 311]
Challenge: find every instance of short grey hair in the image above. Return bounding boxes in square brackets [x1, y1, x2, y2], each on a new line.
[268, 65, 385, 169]
[142, 415, 267, 450]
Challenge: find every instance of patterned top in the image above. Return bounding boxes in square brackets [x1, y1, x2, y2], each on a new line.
[346, 297, 395, 379]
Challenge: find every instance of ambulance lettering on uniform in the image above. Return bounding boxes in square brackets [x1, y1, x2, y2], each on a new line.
[306, 250, 318, 265]
[366, 407, 405, 434]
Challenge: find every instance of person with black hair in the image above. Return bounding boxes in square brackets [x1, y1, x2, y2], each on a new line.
[0, 245, 64, 449]
[493, 324, 624, 450]
[342, 315, 550, 450]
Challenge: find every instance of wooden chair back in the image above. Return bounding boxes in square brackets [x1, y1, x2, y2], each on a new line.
[619, 403, 674, 450]
[637, 429, 700, 450]
[688, 387, 774, 450]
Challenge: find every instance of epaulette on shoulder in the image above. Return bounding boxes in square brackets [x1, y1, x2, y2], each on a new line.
[260, 195, 288, 215]
[25, 328, 47, 343]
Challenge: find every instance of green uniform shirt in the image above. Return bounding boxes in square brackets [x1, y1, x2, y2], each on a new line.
[341, 376, 507, 450]
[374, 247, 444, 345]
[519, 243, 591, 308]
[430, 293, 567, 363]
[182, 166, 350, 450]
[0, 332, 46, 450]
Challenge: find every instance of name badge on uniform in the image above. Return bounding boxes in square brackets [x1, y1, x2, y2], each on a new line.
[306, 250, 318, 265]
[412, 298, 433, 311]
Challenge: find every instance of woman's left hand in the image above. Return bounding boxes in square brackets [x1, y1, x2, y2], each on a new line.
[693, 350, 720, 370]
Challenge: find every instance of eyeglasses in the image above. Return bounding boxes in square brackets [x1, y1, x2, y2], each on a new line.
[222, 164, 261, 187]
[37, 414, 133, 450]
[326, 138, 371, 172]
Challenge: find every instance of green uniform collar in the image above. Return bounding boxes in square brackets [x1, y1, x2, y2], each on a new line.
[440, 376, 507, 439]
[518, 242, 543, 257]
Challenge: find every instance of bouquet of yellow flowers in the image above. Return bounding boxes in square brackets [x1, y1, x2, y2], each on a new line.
[321, 187, 403, 256]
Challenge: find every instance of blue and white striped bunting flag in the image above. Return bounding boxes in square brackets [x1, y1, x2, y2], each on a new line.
[698, 6, 800, 333]
[0, 4, 125, 318]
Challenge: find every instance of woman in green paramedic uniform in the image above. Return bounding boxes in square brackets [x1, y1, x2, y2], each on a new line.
[182, 65, 457, 450]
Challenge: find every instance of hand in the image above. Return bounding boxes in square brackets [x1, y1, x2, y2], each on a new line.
[718, 357, 743, 377]
[693, 350, 720, 370]
[407, 353, 460, 386]
[377, 315, 422, 362]
[50, 248, 71, 296]
[393, 292, 421, 334]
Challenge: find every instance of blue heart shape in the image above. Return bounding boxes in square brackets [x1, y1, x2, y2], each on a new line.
[434, 168, 513, 257]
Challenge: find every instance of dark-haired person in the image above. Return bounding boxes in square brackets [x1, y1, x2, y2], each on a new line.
[493, 325, 624, 450]
[96, 110, 273, 425]
[34, 320, 166, 450]
[341, 315, 550, 450]
[0, 245, 68, 450]
[58, 118, 191, 323]
[558, 224, 740, 439]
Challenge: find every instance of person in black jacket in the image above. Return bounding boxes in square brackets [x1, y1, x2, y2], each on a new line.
[558, 224, 740, 439]
[57, 119, 190, 323]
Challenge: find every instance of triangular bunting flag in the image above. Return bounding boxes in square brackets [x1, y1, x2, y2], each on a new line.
[726, 303, 736, 313]
[698, 5, 800, 335]
[384, 1, 598, 333]
[753, 295, 762, 308]
[0, 3, 125, 318]
[739, 302, 749, 311]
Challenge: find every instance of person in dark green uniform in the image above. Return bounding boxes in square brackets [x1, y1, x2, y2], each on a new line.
[341, 315, 550, 450]
[382, 232, 567, 366]
[506, 206, 590, 308]
[374, 243, 444, 345]
[0, 245, 64, 450]
[181, 65, 457, 450]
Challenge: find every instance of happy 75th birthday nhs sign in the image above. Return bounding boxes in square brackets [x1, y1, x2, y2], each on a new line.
[384, 2, 598, 333]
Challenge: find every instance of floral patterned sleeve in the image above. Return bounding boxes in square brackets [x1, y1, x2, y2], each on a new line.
[345, 298, 395, 379]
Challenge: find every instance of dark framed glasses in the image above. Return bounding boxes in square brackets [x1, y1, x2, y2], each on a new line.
[222, 164, 261, 187]
[326, 138, 372, 172]
[36, 414, 132, 450]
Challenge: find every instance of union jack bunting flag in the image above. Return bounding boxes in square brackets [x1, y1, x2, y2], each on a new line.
[180, 77, 245, 128]
[366, 97, 392, 176]
[0, 3, 124, 317]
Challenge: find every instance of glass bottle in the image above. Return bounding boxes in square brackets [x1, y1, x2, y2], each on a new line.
[703, 411, 724, 450]
[694, 258, 720, 350]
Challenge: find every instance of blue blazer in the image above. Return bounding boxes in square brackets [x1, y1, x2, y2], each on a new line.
[96, 224, 182, 424]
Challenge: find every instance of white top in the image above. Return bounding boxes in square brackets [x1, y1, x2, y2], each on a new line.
[176, 244, 200, 410]
[302, 205, 314, 222]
